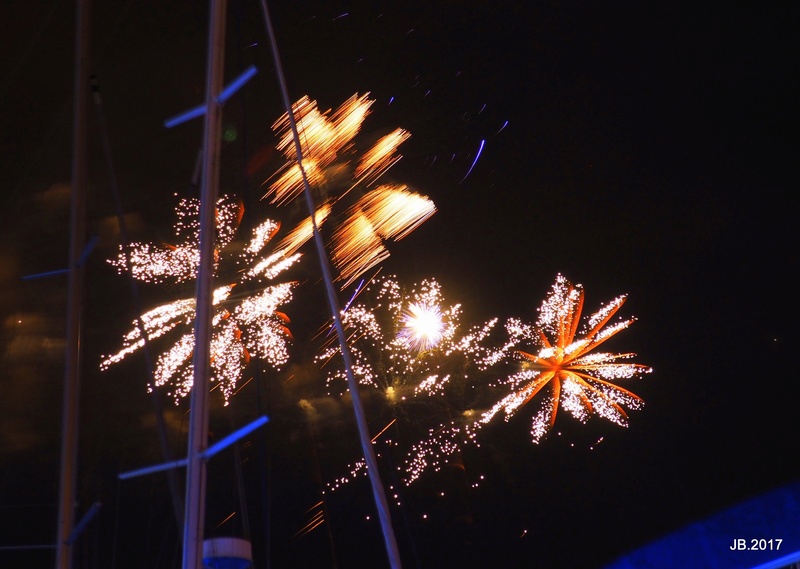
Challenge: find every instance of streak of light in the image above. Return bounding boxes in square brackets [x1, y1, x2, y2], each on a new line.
[371, 419, 397, 443]
[294, 512, 325, 538]
[213, 511, 237, 530]
[460, 139, 485, 183]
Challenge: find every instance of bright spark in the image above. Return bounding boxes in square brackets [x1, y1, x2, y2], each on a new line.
[400, 302, 444, 351]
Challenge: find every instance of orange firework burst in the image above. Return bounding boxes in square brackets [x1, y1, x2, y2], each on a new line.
[331, 185, 436, 287]
[478, 274, 651, 442]
[264, 93, 436, 287]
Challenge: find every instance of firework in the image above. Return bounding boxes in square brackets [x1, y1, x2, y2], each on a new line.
[318, 276, 506, 487]
[102, 196, 305, 404]
[265, 94, 436, 287]
[265, 94, 374, 206]
[400, 274, 651, 483]
[477, 274, 650, 442]
[108, 195, 241, 284]
[318, 275, 502, 401]
[399, 301, 445, 352]
[353, 128, 411, 186]
[331, 185, 435, 288]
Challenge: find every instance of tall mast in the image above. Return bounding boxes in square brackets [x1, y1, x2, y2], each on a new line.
[55, 0, 91, 567]
[181, 1, 227, 568]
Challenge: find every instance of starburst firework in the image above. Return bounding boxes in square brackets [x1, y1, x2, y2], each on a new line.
[477, 274, 650, 442]
[101, 196, 314, 404]
[400, 301, 445, 352]
[400, 275, 651, 483]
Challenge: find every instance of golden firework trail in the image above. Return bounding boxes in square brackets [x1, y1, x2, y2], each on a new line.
[265, 94, 436, 287]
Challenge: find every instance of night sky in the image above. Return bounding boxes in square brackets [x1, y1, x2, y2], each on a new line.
[1, 1, 798, 568]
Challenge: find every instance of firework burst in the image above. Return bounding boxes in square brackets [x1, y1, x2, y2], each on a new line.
[318, 276, 505, 487]
[101, 196, 313, 404]
[265, 94, 436, 287]
[318, 275, 502, 402]
[477, 274, 651, 442]
[400, 301, 445, 352]
[400, 274, 651, 483]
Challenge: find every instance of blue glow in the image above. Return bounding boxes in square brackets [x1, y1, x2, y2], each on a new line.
[165, 65, 258, 128]
[66, 502, 102, 544]
[460, 139, 485, 183]
[119, 416, 268, 480]
[751, 551, 800, 569]
[326, 280, 365, 338]
[217, 65, 257, 105]
[118, 458, 188, 480]
[164, 105, 205, 129]
[603, 481, 800, 569]
[21, 268, 69, 280]
[203, 557, 252, 569]
[22, 235, 97, 280]
[202, 415, 269, 460]
[77, 234, 98, 267]
[342, 279, 365, 313]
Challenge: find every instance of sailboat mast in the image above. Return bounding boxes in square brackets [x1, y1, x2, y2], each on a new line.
[181, 1, 227, 568]
[55, 0, 91, 567]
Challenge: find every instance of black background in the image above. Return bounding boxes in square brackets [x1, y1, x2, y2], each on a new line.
[1, 1, 797, 567]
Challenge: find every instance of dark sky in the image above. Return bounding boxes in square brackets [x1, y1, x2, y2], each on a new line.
[1, 1, 798, 568]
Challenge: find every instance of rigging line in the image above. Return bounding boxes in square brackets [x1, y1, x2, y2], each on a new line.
[110, 475, 122, 569]
[258, 1, 403, 567]
[229, 411, 252, 540]
[90, 76, 185, 532]
[384, 419, 423, 569]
